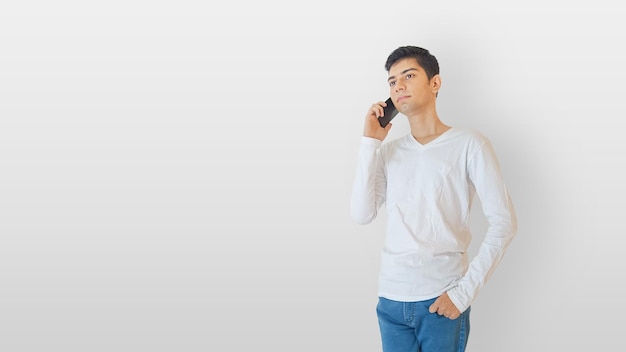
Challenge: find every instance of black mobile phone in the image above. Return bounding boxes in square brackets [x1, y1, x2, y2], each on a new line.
[378, 97, 398, 128]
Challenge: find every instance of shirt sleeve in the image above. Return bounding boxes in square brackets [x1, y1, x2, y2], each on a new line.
[350, 136, 386, 225]
[447, 140, 518, 313]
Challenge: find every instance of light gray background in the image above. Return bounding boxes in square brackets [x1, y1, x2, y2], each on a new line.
[1, 1, 624, 351]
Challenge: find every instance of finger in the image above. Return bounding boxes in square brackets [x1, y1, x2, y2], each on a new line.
[373, 102, 386, 116]
[368, 106, 380, 119]
[375, 105, 385, 118]
[428, 299, 440, 314]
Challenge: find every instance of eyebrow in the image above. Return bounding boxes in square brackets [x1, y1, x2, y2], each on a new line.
[388, 68, 419, 82]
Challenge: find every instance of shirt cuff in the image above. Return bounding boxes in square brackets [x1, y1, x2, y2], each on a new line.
[447, 287, 470, 314]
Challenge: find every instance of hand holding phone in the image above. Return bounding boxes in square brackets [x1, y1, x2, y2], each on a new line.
[378, 97, 398, 128]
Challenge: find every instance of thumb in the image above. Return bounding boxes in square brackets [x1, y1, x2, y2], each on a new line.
[428, 299, 439, 313]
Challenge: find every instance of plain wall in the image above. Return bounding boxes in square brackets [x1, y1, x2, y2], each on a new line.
[0, 1, 625, 351]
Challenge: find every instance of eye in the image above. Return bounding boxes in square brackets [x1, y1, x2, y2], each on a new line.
[405, 73, 414, 79]
[389, 81, 396, 87]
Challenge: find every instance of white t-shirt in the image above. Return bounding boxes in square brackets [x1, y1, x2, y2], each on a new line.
[351, 127, 517, 313]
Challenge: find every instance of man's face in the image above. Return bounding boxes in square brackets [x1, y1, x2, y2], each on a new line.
[387, 57, 439, 115]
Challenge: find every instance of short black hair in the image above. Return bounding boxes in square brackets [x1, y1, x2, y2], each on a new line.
[385, 46, 440, 80]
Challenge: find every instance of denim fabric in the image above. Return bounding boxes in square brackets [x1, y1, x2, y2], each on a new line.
[376, 296, 470, 352]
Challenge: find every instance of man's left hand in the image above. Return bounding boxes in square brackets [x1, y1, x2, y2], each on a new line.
[428, 292, 461, 320]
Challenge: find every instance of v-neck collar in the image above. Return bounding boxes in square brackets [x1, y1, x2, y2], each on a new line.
[406, 127, 456, 149]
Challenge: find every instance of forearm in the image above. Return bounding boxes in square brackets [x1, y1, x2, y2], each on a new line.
[448, 214, 517, 312]
[350, 137, 385, 225]
[448, 141, 518, 312]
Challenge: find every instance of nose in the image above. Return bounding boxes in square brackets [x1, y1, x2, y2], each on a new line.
[394, 81, 405, 92]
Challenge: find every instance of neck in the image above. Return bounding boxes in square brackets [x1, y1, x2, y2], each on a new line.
[406, 109, 451, 144]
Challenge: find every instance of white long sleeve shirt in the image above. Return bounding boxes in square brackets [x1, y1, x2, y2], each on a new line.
[351, 127, 517, 313]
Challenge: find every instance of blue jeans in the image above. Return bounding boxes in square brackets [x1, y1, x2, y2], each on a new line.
[376, 296, 470, 352]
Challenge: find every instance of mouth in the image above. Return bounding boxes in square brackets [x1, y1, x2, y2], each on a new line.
[397, 95, 410, 103]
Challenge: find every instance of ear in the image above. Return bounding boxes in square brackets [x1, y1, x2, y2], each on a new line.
[431, 74, 441, 94]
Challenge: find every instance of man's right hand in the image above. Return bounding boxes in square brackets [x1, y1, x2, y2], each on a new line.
[364, 101, 393, 141]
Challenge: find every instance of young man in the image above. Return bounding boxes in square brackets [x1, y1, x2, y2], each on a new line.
[350, 46, 517, 351]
